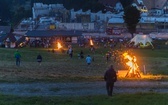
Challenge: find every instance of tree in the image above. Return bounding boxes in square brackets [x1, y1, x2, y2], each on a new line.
[0, 0, 11, 25]
[119, 0, 141, 38]
[123, 5, 141, 38]
[119, 0, 133, 9]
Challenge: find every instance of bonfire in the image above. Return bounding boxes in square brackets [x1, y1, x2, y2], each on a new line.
[123, 52, 141, 78]
[57, 42, 62, 49]
[90, 39, 94, 46]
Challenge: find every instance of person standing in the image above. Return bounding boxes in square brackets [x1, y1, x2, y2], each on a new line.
[86, 55, 92, 65]
[80, 50, 84, 59]
[104, 65, 117, 96]
[68, 48, 73, 58]
[37, 54, 42, 65]
[106, 52, 109, 62]
[14, 49, 21, 66]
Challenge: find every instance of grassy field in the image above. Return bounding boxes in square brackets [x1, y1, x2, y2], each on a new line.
[0, 42, 168, 104]
[0, 43, 168, 82]
[1, 93, 168, 105]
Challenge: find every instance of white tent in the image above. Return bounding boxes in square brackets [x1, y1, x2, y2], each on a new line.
[130, 35, 154, 48]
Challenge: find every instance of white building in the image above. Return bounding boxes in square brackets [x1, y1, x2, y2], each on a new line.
[32, 3, 65, 19]
[70, 9, 116, 22]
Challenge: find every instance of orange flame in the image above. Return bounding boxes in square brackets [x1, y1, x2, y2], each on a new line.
[57, 42, 62, 49]
[123, 52, 139, 75]
[90, 39, 94, 46]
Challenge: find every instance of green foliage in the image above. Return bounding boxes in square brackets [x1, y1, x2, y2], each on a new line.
[123, 5, 141, 37]
[0, 0, 11, 25]
[119, 0, 134, 9]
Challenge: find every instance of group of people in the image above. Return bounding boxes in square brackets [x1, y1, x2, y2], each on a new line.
[14, 49, 43, 66]
[14, 49, 117, 97]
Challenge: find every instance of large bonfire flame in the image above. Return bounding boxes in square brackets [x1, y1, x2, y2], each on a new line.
[123, 52, 141, 78]
[57, 42, 62, 49]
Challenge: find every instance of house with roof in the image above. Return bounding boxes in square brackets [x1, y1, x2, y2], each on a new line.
[32, 3, 70, 22]
[70, 8, 116, 23]
[137, 0, 167, 16]
[0, 26, 26, 48]
[99, 0, 168, 15]
[0, 26, 16, 48]
[25, 30, 83, 44]
[98, 0, 120, 12]
[32, 3, 65, 19]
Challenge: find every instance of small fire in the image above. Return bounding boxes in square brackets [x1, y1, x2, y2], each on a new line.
[90, 39, 94, 46]
[123, 52, 141, 77]
[57, 42, 62, 49]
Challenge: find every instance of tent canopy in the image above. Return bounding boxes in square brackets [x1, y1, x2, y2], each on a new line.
[130, 34, 153, 48]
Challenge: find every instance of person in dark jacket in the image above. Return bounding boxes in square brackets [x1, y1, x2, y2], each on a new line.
[104, 65, 117, 96]
[80, 50, 84, 59]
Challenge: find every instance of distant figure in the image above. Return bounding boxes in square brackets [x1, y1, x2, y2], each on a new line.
[90, 46, 95, 53]
[52, 49, 55, 53]
[106, 52, 109, 62]
[86, 55, 92, 65]
[37, 54, 42, 65]
[14, 49, 21, 66]
[104, 65, 117, 96]
[68, 48, 73, 58]
[80, 50, 84, 59]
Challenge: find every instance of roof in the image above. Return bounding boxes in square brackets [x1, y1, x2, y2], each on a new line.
[143, 0, 167, 9]
[0, 33, 8, 42]
[16, 36, 25, 45]
[25, 30, 83, 37]
[0, 26, 11, 34]
[8, 33, 17, 42]
[108, 17, 124, 23]
[0, 33, 16, 42]
[0, 26, 12, 42]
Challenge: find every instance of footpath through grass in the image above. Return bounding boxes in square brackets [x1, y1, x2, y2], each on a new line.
[0, 93, 168, 105]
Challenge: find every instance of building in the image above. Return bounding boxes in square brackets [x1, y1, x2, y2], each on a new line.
[0, 26, 16, 48]
[25, 30, 83, 44]
[32, 3, 66, 19]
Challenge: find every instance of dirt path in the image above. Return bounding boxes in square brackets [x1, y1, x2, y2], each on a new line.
[0, 81, 168, 97]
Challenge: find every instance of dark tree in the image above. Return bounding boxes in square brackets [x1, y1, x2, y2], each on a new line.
[123, 5, 141, 38]
[0, 0, 11, 25]
[119, 0, 134, 9]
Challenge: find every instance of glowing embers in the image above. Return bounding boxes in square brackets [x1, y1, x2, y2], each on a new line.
[123, 52, 141, 78]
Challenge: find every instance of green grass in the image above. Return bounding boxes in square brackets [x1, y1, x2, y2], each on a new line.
[0, 43, 168, 82]
[0, 93, 168, 105]
[0, 42, 168, 104]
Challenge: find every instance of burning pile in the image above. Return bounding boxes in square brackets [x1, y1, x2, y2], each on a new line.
[123, 52, 141, 78]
